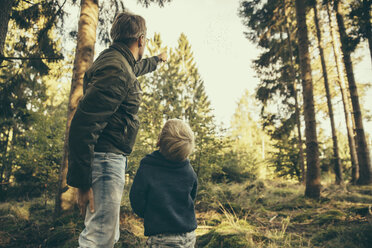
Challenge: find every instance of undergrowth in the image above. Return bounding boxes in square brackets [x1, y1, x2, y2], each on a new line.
[0, 180, 371, 247]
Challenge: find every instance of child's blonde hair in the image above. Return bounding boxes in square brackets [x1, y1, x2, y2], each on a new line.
[158, 119, 195, 162]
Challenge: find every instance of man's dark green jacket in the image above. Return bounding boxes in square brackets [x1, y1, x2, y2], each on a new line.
[67, 42, 159, 190]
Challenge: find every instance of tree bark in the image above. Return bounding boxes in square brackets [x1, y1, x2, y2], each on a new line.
[326, 3, 359, 183]
[362, 0, 372, 64]
[0, 129, 11, 186]
[295, 0, 321, 199]
[334, 0, 372, 185]
[284, 0, 306, 184]
[0, 0, 14, 66]
[313, 1, 343, 184]
[55, 0, 99, 216]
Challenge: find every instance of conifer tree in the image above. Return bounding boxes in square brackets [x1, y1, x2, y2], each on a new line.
[348, 0, 372, 63]
[240, 0, 307, 182]
[312, 0, 343, 184]
[326, 2, 359, 183]
[135, 33, 219, 181]
[0, 16, 70, 199]
[0, 0, 13, 65]
[229, 90, 269, 180]
[284, 0, 306, 182]
[0, 0, 67, 66]
[333, 0, 372, 185]
[295, 0, 321, 199]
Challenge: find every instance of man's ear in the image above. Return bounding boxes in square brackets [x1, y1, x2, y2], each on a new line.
[138, 34, 145, 48]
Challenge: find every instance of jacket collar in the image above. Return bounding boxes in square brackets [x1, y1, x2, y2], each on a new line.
[110, 42, 137, 69]
[142, 150, 190, 169]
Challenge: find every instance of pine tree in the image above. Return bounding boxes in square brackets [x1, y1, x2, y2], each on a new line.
[1, 0, 67, 67]
[284, 0, 306, 183]
[134, 33, 219, 181]
[326, 2, 359, 183]
[240, 0, 307, 182]
[0, 0, 13, 65]
[295, 0, 321, 199]
[0, 16, 70, 199]
[348, 0, 372, 63]
[312, 0, 343, 184]
[229, 90, 270, 180]
[333, 0, 372, 185]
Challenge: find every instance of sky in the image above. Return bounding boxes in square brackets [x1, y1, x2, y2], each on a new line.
[71, 0, 372, 137]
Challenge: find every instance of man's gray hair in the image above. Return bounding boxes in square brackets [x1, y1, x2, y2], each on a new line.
[110, 12, 147, 44]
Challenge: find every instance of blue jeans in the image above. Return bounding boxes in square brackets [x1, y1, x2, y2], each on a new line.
[79, 152, 126, 248]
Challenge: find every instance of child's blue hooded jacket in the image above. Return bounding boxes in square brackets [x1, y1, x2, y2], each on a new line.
[129, 150, 198, 236]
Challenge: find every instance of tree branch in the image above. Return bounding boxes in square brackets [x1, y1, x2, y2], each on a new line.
[0, 56, 63, 60]
[22, 0, 34, 4]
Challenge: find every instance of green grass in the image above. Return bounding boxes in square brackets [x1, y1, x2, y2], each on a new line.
[195, 180, 372, 248]
[0, 180, 371, 247]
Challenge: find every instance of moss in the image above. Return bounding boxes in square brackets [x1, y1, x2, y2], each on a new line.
[312, 223, 372, 248]
[347, 185, 372, 196]
[347, 205, 371, 216]
[205, 217, 222, 226]
[46, 226, 76, 247]
[292, 211, 314, 223]
[196, 217, 259, 247]
[313, 209, 345, 225]
[272, 188, 296, 197]
[270, 196, 316, 211]
[335, 193, 372, 204]
[197, 230, 256, 248]
[2, 181, 372, 247]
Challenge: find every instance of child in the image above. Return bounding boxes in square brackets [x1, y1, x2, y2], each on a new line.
[130, 119, 198, 248]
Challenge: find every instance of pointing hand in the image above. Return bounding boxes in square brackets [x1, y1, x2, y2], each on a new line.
[157, 52, 167, 62]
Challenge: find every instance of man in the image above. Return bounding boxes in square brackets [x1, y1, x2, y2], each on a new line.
[66, 12, 166, 248]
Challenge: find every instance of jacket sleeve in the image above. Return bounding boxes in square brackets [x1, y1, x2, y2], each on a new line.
[133, 56, 159, 77]
[191, 177, 198, 202]
[130, 164, 148, 218]
[67, 66, 130, 190]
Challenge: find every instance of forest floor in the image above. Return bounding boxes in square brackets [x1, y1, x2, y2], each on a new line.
[0, 179, 371, 247]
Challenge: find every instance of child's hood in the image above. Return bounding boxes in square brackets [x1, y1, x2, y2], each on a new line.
[141, 150, 190, 169]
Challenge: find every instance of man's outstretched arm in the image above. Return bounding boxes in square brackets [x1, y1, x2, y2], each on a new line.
[134, 52, 167, 77]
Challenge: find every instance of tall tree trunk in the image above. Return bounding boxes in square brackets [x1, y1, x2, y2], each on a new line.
[295, 0, 321, 199]
[313, 1, 343, 184]
[334, 0, 372, 185]
[362, 0, 372, 64]
[0, 129, 11, 194]
[0, 0, 14, 65]
[326, 3, 359, 183]
[55, 0, 99, 216]
[284, 0, 306, 183]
